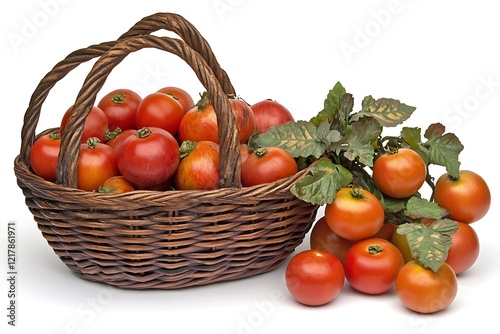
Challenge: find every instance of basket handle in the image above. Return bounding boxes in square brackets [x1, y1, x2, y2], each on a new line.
[19, 12, 234, 164]
[119, 12, 235, 96]
[57, 35, 241, 189]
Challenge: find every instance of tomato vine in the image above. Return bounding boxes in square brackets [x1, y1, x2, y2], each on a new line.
[252, 81, 465, 272]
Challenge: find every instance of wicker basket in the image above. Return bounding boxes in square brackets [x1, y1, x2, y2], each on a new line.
[13, 12, 318, 289]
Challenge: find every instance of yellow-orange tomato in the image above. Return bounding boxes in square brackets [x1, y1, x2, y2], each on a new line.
[434, 170, 491, 224]
[98, 176, 135, 193]
[372, 148, 427, 199]
[396, 261, 457, 314]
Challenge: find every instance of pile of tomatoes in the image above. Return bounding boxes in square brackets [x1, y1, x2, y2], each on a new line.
[285, 147, 491, 313]
[29, 86, 299, 193]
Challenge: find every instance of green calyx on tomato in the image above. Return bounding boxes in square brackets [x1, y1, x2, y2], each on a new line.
[111, 92, 126, 104]
[86, 137, 101, 149]
[136, 127, 152, 139]
[179, 140, 197, 158]
[367, 244, 383, 255]
[195, 91, 211, 111]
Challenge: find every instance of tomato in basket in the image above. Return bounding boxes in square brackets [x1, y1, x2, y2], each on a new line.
[174, 140, 220, 190]
[178, 92, 256, 144]
[117, 127, 180, 189]
[97, 88, 142, 131]
[60, 105, 108, 144]
[157, 86, 195, 113]
[241, 146, 298, 187]
[77, 137, 119, 191]
[136, 92, 185, 136]
[29, 131, 61, 182]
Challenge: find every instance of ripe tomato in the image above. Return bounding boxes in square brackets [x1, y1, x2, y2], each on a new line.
[29, 131, 61, 182]
[157, 86, 195, 112]
[135, 92, 185, 136]
[77, 138, 119, 191]
[344, 238, 405, 294]
[372, 148, 427, 198]
[445, 221, 480, 274]
[396, 261, 457, 314]
[117, 127, 180, 189]
[325, 187, 385, 241]
[60, 105, 108, 143]
[97, 88, 142, 131]
[98, 175, 136, 193]
[309, 216, 355, 263]
[285, 249, 345, 306]
[174, 141, 220, 190]
[434, 170, 491, 223]
[178, 93, 256, 144]
[250, 99, 295, 133]
[241, 147, 298, 187]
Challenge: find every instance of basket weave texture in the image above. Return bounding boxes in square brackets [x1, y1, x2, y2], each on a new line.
[13, 12, 318, 289]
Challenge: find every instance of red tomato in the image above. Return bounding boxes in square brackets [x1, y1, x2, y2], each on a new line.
[372, 223, 397, 241]
[117, 127, 180, 189]
[251, 99, 295, 133]
[97, 88, 142, 131]
[309, 216, 355, 263]
[174, 141, 220, 190]
[372, 148, 427, 198]
[157, 86, 195, 112]
[135, 92, 185, 136]
[241, 147, 298, 187]
[285, 249, 345, 306]
[434, 170, 491, 223]
[77, 138, 119, 191]
[178, 94, 256, 144]
[60, 105, 108, 143]
[325, 187, 385, 241]
[445, 221, 480, 274]
[344, 238, 405, 294]
[396, 261, 457, 314]
[98, 175, 136, 193]
[29, 131, 61, 182]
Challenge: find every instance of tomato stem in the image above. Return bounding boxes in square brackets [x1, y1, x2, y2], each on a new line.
[105, 127, 122, 141]
[111, 92, 126, 104]
[179, 140, 197, 158]
[368, 244, 383, 255]
[349, 187, 366, 199]
[254, 147, 268, 157]
[86, 137, 101, 149]
[136, 127, 152, 139]
[196, 92, 211, 110]
[49, 131, 61, 141]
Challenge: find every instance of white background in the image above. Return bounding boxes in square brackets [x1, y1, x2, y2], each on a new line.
[2, 0, 499, 333]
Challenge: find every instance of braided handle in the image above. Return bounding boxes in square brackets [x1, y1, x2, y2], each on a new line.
[20, 12, 235, 163]
[57, 35, 241, 189]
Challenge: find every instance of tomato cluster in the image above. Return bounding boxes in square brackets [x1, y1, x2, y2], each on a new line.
[29, 87, 299, 192]
[286, 167, 490, 313]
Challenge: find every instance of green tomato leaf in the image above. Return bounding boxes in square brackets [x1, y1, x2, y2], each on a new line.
[424, 123, 464, 178]
[353, 96, 416, 127]
[290, 158, 353, 205]
[343, 117, 382, 167]
[310, 82, 346, 126]
[400, 127, 430, 165]
[396, 219, 459, 272]
[405, 196, 450, 220]
[254, 120, 325, 158]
